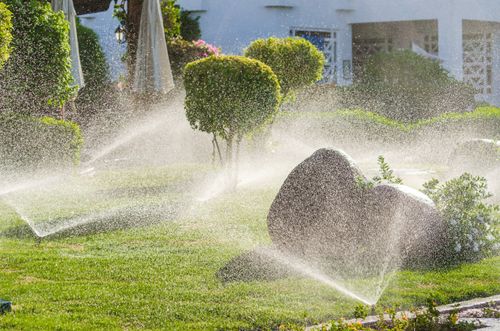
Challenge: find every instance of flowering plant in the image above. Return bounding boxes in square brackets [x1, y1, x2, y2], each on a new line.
[193, 39, 220, 57]
[168, 38, 220, 78]
[422, 174, 499, 263]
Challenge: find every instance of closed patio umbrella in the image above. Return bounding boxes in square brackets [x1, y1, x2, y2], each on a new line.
[133, 0, 175, 94]
[51, 0, 85, 88]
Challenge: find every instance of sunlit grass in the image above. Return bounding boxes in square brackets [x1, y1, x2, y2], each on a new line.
[0, 166, 498, 330]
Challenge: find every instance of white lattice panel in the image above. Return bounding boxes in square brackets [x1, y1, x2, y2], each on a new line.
[463, 33, 493, 95]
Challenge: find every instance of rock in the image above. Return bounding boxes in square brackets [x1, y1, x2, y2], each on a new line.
[267, 148, 369, 264]
[368, 184, 447, 268]
[267, 148, 446, 270]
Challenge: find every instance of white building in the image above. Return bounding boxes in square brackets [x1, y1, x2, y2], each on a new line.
[178, 0, 500, 105]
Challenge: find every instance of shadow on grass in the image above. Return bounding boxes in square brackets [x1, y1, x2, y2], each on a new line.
[0, 203, 181, 241]
[217, 248, 293, 283]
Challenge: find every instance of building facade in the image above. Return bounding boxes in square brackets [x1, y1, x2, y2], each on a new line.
[178, 0, 500, 105]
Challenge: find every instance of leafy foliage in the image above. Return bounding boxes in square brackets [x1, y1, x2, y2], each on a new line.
[180, 10, 201, 41]
[0, 112, 83, 170]
[0, 1, 12, 70]
[76, 20, 109, 89]
[161, 0, 181, 41]
[245, 37, 325, 97]
[74, 20, 113, 121]
[356, 156, 402, 190]
[345, 50, 476, 122]
[184, 55, 281, 164]
[168, 38, 219, 79]
[0, 0, 76, 114]
[422, 174, 499, 263]
[358, 155, 499, 264]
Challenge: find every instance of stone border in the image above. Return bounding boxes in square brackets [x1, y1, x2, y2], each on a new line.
[306, 294, 500, 330]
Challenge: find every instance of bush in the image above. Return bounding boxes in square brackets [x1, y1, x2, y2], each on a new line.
[274, 107, 500, 164]
[180, 10, 201, 41]
[245, 37, 325, 97]
[346, 50, 476, 122]
[161, 0, 181, 41]
[0, 0, 75, 114]
[76, 21, 109, 89]
[0, 1, 12, 70]
[184, 55, 281, 164]
[422, 174, 499, 263]
[74, 20, 113, 120]
[0, 113, 83, 170]
[168, 38, 219, 79]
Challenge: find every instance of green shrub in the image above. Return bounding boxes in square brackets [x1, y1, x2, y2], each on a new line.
[0, 0, 75, 114]
[0, 113, 83, 170]
[180, 10, 201, 41]
[422, 174, 499, 264]
[346, 50, 476, 122]
[0, 1, 12, 70]
[245, 37, 325, 97]
[76, 21, 109, 89]
[161, 0, 181, 41]
[168, 38, 219, 79]
[74, 20, 112, 120]
[184, 55, 281, 164]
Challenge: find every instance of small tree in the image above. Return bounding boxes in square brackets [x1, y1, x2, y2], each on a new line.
[184, 56, 281, 176]
[244, 37, 325, 97]
[0, 2, 12, 70]
[0, 0, 75, 114]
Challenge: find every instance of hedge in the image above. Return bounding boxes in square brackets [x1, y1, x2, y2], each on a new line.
[0, 113, 83, 171]
[0, 1, 12, 69]
[274, 107, 500, 162]
[348, 50, 476, 122]
[0, 0, 75, 114]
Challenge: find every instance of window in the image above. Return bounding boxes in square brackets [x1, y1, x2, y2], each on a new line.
[424, 34, 439, 54]
[291, 28, 337, 82]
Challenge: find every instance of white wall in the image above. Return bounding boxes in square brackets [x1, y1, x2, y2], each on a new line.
[179, 0, 500, 104]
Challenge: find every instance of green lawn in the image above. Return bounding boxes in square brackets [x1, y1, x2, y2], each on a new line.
[0, 166, 498, 330]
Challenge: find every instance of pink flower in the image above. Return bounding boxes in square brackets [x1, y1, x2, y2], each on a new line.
[194, 39, 206, 47]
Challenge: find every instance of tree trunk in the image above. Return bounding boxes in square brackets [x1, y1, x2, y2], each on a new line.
[234, 135, 242, 187]
[213, 134, 223, 165]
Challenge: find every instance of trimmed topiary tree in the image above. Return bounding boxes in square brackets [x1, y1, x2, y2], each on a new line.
[0, 1, 12, 70]
[350, 50, 476, 122]
[184, 55, 281, 171]
[245, 37, 325, 97]
[0, 0, 75, 114]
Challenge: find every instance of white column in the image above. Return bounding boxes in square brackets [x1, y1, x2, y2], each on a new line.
[438, 16, 463, 80]
[336, 23, 353, 86]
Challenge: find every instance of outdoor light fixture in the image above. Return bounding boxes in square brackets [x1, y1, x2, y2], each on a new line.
[115, 26, 126, 43]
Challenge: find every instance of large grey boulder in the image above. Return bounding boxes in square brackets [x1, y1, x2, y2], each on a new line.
[267, 148, 446, 270]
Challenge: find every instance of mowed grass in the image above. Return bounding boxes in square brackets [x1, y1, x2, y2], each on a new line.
[0, 166, 499, 330]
